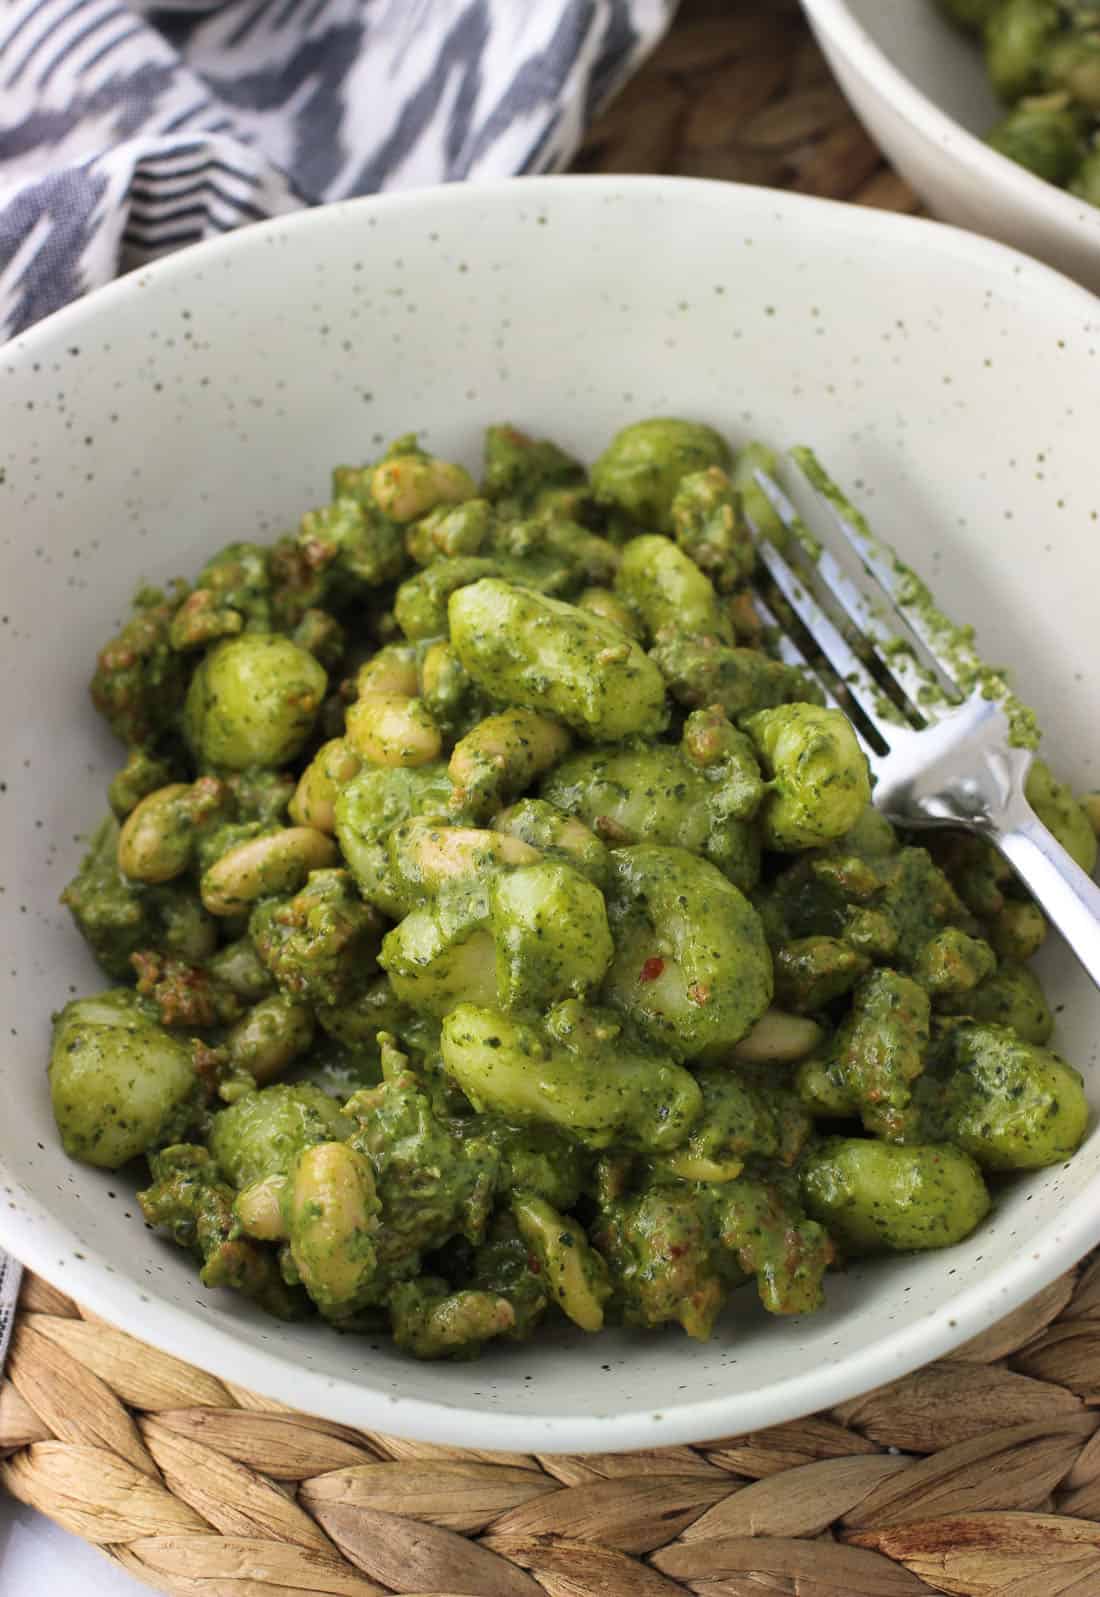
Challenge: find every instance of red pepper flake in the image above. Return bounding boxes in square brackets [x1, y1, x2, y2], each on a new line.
[640, 957, 665, 983]
[527, 1254, 542, 1275]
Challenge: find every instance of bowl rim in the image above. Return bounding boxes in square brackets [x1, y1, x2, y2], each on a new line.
[800, 0, 1100, 241]
[4, 172, 1100, 1453]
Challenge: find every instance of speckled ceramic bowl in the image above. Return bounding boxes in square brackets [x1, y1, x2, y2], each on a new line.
[801, 0, 1100, 292]
[2, 177, 1100, 1452]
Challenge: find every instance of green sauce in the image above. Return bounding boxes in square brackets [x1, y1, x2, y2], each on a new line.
[50, 416, 1087, 1360]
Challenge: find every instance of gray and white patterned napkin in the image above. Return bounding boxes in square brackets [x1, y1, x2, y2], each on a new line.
[0, 0, 674, 341]
[0, 0, 673, 1362]
[0, 1251, 22, 1373]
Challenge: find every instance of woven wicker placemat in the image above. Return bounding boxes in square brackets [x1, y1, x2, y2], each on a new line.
[575, 0, 920, 213]
[6, 6, 1048, 1595]
[5, 1260, 1100, 1596]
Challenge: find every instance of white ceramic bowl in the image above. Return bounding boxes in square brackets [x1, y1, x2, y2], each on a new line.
[801, 0, 1100, 292]
[3, 176, 1100, 1453]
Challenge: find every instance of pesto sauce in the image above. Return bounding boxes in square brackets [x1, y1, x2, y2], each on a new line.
[54, 415, 1087, 1362]
[793, 447, 1041, 750]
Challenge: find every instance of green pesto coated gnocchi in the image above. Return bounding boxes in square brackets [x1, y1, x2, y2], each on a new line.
[936, 0, 1100, 203]
[591, 417, 732, 532]
[449, 579, 668, 741]
[942, 1023, 1089, 1170]
[541, 742, 761, 891]
[602, 845, 773, 1059]
[440, 1001, 703, 1152]
[490, 861, 614, 1009]
[615, 534, 732, 643]
[54, 414, 1090, 1362]
[183, 635, 327, 770]
[208, 1081, 351, 1190]
[745, 703, 871, 849]
[50, 990, 203, 1169]
[801, 1138, 991, 1253]
[1026, 758, 1098, 875]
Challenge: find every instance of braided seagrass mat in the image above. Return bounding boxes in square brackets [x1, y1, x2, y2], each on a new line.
[7, 1260, 1100, 1596]
[574, 0, 920, 212]
[7, 5, 1049, 1595]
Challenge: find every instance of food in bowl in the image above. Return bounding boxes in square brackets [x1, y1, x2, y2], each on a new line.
[936, 0, 1100, 199]
[49, 414, 1092, 1359]
[801, 0, 1100, 292]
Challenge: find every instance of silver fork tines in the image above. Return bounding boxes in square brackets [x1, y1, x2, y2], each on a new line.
[751, 468, 959, 722]
[753, 531, 903, 755]
[744, 454, 1100, 993]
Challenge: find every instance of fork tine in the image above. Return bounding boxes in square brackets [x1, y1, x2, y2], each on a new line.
[752, 530, 916, 755]
[751, 469, 955, 722]
[750, 591, 881, 768]
[787, 447, 988, 699]
[749, 590, 845, 708]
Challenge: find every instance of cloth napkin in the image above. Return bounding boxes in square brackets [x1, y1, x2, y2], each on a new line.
[0, 1252, 20, 1372]
[0, 0, 673, 342]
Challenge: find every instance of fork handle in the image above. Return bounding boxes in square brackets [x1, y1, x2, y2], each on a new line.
[993, 806, 1100, 992]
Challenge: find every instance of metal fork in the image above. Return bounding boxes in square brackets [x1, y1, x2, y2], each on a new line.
[746, 453, 1100, 992]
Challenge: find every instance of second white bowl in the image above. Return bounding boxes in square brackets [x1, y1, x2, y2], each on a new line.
[802, 0, 1100, 292]
[2, 177, 1100, 1451]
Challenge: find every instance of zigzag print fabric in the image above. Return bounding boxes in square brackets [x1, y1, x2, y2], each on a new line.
[0, 0, 673, 339]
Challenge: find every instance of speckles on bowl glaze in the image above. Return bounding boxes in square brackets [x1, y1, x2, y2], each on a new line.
[1, 180, 1100, 1450]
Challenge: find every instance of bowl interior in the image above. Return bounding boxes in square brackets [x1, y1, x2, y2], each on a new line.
[3, 177, 1100, 1451]
[804, 0, 1100, 292]
[844, 0, 1000, 135]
